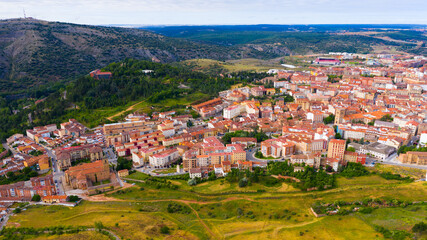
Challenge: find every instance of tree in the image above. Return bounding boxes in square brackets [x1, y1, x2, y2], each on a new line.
[255, 151, 264, 158]
[31, 194, 41, 202]
[334, 133, 342, 139]
[340, 162, 369, 177]
[187, 120, 193, 127]
[187, 178, 197, 186]
[13, 208, 21, 214]
[380, 114, 393, 122]
[94, 221, 104, 231]
[323, 114, 335, 124]
[116, 157, 132, 171]
[208, 171, 217, 181]
[68, 195, 80, 202]
[347, 147, 356, 152]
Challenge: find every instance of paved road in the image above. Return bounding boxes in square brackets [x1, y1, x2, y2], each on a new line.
[245, 148, 286, 163]
[366, 156, 427, 170]
[43, 147, 66, 195]
[135, 167, 187, 177]
[104, 147, 117, 165]
[378, 160, 427, 170]
[0, 213, 10, 230]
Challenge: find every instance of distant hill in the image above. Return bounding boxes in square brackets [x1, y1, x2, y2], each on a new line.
[0, 19, 290, 93]
[1, 20, 426, 93]
[143, 24, 427, 56]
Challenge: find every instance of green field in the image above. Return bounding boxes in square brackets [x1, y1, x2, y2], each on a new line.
[6, 171, 427, 239]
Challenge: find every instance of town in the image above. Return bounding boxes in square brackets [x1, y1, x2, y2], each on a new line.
[1, 52, 427, 239]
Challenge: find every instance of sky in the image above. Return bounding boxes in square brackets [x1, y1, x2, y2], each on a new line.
[1, 0, 427, 26]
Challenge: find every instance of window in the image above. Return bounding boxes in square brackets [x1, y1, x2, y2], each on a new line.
[10, 188, 15, 197]
[40, 180, 45, 186]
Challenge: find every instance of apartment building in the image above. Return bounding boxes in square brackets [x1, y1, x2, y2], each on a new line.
[327, 139, 346, 160]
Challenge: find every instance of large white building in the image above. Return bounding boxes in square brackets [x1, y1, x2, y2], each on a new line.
[420, 131, 427, 146]
[223, 105, 242, 119]
[149, 149, 179, 167]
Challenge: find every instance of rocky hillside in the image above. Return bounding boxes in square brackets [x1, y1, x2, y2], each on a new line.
[0, 19, 290, 92]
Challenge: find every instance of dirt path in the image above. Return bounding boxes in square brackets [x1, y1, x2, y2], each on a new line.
[106, 100, 145, 121]
[141, 196, 257, 205]
[184, 202, 218, 239]
[222, 218, 322, 239]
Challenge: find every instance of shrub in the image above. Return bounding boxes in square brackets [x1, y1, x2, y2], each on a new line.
[160, 226, 170, 234]
[68, 195, 80, 202]
[166, 203, 191, 214]
[187, 178, 197, 186]
[94, 221, 104, 231]
[359, 207, 374, 214]
[412, 222, 427, 233]
[238, 177, 248, 188]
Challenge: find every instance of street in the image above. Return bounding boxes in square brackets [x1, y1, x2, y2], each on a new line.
[43, 147, 65, 195]
[104, 147, 118, 165]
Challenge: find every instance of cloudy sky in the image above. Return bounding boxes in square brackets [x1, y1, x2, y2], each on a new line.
[1, 0, 426, 25]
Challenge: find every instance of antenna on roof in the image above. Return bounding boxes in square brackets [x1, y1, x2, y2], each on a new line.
[23, 8, 27, 19]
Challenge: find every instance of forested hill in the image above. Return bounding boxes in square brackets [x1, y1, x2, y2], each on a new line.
[0, 19, 286, 93]
[0, 59, 268, 141]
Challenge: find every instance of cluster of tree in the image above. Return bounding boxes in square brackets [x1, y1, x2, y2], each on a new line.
[327, 75, 342, 83]
[323, 114, 335, 124]
[29, 150, 43, 156]
[71, 158, 91, 167]
[271, 93, 294, 102]
[166, 203, 191, 214]
[338, 162, 370, 178]
[226, 168, 265, 188]
[221, 129, 268, 144]
[397, 145, 427, 154]
[68, 195, 80, 202]
[374, 225, 411, 240]
[0, 226, 90, 240]
[346, 147, 356, 152]
[114, 157, 133, 171]
[378, 172, 413, 182]
[0, 167, 38, 185]
[412, 222, 427, 234]
[267, 161, 335, 191]
[380, 114, 394, 122]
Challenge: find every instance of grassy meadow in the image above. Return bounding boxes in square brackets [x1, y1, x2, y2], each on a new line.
[6, 169, 427, 239]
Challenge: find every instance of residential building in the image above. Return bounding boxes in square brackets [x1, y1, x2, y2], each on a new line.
[327, 139, 346, 160]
